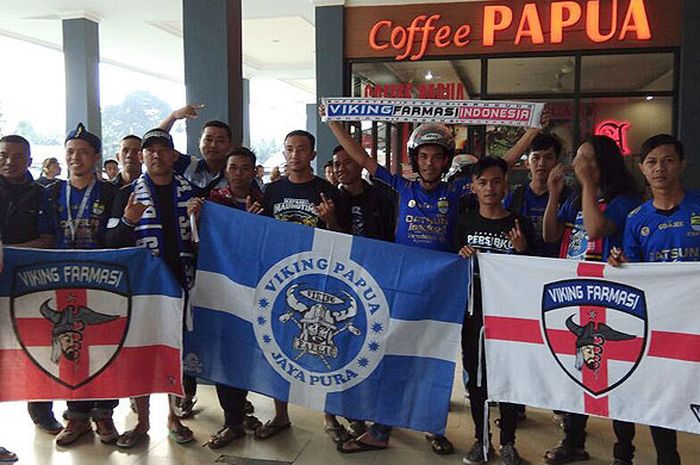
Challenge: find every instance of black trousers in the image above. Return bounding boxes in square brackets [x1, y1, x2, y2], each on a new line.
[462, 313, 518, 446]
[613, 420, 681, 465]
[65, 399, 119, 420]
[216, 384, 248, 428]
[183, 375, 197, 399]
[562, 412, 589, 448]
[27, 401, 54, 423]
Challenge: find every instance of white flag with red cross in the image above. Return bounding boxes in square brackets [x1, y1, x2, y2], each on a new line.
[479, 254, 700, 434]
[0, 247, 184, 401]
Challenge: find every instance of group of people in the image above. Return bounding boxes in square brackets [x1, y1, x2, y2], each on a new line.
[0, 101, 693, 465]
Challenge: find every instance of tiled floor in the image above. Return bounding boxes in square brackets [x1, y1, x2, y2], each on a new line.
[1, 383, 698, 465]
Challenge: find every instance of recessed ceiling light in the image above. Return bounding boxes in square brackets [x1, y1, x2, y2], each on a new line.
[646, 96, 654, 101]
[425, 70, 433, 80]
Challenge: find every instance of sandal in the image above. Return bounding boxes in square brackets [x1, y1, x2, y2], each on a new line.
[324, 424, 349, 444]
[175, 396, 197, 419]
[544, 442, 590, 464]
[168, 424, 194, 444]
[337, 437, 387, 454]
[243, 415, 263, 431]
[254, 420, 291, 440]
[116, 429, 148, 448]
[203, 426, 245, 449]
[425, 433, 454, 455]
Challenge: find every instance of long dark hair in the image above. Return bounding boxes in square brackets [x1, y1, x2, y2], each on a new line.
[572, 135, 638, 209]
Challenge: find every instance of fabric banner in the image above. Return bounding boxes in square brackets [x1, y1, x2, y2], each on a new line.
[0, 247, 184, 401]
[186, 203, 469, 434]
[321, 97, 544, 127]
[479, 254, 700, 434]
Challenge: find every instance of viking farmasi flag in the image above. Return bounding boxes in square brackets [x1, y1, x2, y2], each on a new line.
[0, 247, 185, 401]
[186, 203, 469, 434]
[479, 254, 700, 434]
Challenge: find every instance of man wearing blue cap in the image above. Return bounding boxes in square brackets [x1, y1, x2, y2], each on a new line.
[38, 122, 120, 447]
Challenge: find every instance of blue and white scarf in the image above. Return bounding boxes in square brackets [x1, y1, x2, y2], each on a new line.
[132, 173, 196, 290]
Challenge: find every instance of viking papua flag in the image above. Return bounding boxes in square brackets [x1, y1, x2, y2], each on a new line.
[0, 247, 184, 401]
[479, 254, 700, 434]
[186, 202, 469, 433]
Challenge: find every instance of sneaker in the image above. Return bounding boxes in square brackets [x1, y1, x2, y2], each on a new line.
[463, 440, 494, 464]
[94, 418, 119, 444]
[0, 446, 17, 463]
[500, 444, 523, 465]
[55, 419, 92, 446]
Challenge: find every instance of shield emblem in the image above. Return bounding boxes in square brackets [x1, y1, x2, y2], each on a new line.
[541, 278, 647, 397]
[11, 262, 131, 390]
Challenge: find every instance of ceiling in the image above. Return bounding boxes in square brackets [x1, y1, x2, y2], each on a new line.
[0, 0, 318, 93]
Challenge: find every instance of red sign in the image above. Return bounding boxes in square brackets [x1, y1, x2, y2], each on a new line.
[596, 120, 631, 155]
[363, 82, 465, 100]
[345, 0, 680, 61]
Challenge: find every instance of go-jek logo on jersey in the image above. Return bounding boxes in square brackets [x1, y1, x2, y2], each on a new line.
[253, 252, 389, 392]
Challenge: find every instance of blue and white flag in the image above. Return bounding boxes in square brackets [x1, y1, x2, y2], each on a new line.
[187, 202, 469, 433]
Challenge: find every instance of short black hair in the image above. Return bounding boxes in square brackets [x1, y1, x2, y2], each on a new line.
[640, 134, 684, 162]
[472, 156, 508, 179]
[529, 133, 563, 159]
[324, 160, 334, 170]
[103, 159, 118, 168]
[202, 120, 232, 141]
[332, 145, 346, 155]
[0, 134, 31, 154]
[121, 134, 142, 144]
[284, 130, 315, 151]
[227, 146, 256, 165]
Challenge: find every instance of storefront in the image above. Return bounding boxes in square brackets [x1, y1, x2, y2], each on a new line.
[314, 0, 696, 184]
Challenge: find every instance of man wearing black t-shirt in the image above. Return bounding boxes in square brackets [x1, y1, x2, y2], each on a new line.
[333, 145, 395, 242]
[456, 157, 535, 465]
[106, 128, 198, 447]
[255, 130, 351, 440]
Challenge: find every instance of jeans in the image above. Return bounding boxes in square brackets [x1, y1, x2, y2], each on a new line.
[613, 420, 681, 465]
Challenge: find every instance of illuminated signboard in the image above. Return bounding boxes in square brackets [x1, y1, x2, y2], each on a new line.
[596, 120, 631, 155]
[345, 0, 680, 61]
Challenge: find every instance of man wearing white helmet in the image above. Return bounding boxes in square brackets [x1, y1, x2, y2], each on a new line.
[325, 112, 537, 455]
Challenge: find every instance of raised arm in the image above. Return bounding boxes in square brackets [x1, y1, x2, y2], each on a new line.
[321, 105, 378, 175]
[543, 164, 565, 243]
[575, 153, 616, 240]
[502, 106, 550, 169]
[158, 104, 205, 132]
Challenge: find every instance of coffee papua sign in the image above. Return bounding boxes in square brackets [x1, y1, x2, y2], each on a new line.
[345, 0, 680, 61]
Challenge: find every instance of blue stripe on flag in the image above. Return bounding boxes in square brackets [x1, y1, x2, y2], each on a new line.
[324, 355, 455, 434]
[0, 247, 182, 298]
[349, 243, 467, 324]
[185, 308, 290, 395]
[197, 203, 314, 289]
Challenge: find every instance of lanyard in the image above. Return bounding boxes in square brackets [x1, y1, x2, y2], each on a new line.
[65, 179, 95, 246]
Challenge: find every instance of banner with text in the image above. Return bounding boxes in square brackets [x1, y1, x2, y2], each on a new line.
[479, 254, 700, 434]
[322, 97, 544, 127]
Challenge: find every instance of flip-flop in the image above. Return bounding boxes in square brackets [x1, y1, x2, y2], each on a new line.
[168, 425, 194, 444]
[337, 438, 387, 454]
[116, 429, 148, 448]
[425, 433, 454, 455]
[254, 421, 291, 440]
[203, 426, 245, 449]
[324, 425, 349, 444]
